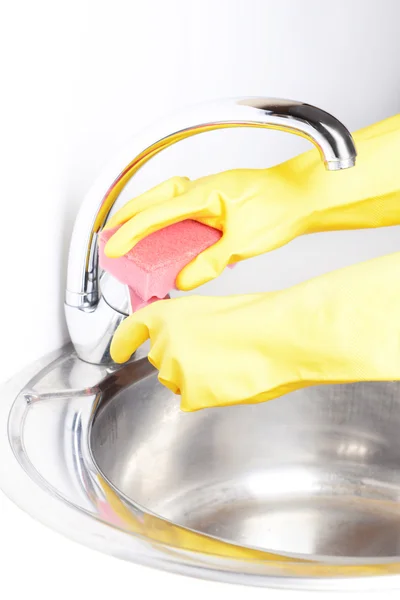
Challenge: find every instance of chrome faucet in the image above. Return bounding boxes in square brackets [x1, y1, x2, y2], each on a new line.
[65, 97, 357, 365]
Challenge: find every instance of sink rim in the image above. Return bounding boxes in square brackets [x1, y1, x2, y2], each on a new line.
[2, 346, 400, 591]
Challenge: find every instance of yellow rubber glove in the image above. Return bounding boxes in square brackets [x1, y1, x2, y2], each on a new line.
[111, 251, 400, 412]
[104, 114, 400, 291]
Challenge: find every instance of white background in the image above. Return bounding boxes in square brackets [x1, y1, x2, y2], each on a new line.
[1, 0, 400, 598]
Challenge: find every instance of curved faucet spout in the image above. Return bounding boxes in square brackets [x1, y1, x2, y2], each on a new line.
[65, 97, 357, 364]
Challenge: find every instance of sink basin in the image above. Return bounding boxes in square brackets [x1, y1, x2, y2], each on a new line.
[2, 346, 400, 590]
[92, 368, 400, 560]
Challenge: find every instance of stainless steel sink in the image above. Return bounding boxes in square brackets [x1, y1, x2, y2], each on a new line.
[2, 345, 400, 591]
[92, 369, 400, 560]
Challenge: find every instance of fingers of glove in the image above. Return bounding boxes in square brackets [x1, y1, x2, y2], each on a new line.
[104, 187, 220, 258]
[104, 176, 191, 230]
[110, 310, 153, 363]
[158, 376, 181, 395]
[157, 356, 182, 396]
[147, 330, 167, 369]
[176, 234, 233, 291]
[148, 336, 182, 396]
[179, 372, 208, 412]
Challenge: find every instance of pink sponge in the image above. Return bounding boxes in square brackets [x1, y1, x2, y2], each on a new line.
[99, 220, 226, 312]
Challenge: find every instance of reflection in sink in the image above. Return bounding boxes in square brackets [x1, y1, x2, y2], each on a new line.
[91, 367, 400, 559]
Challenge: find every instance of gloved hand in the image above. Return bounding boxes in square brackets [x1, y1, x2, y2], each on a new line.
[104, 169, 310, 291]
[111, 251, 400, 412]
[104, 114, 400, 291]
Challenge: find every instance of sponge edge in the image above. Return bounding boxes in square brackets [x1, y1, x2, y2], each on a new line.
[129, 289, 170, 312]
[98, 219, 227, 309]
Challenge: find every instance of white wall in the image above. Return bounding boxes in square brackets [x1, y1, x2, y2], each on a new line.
[1, 0, 400, 382]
